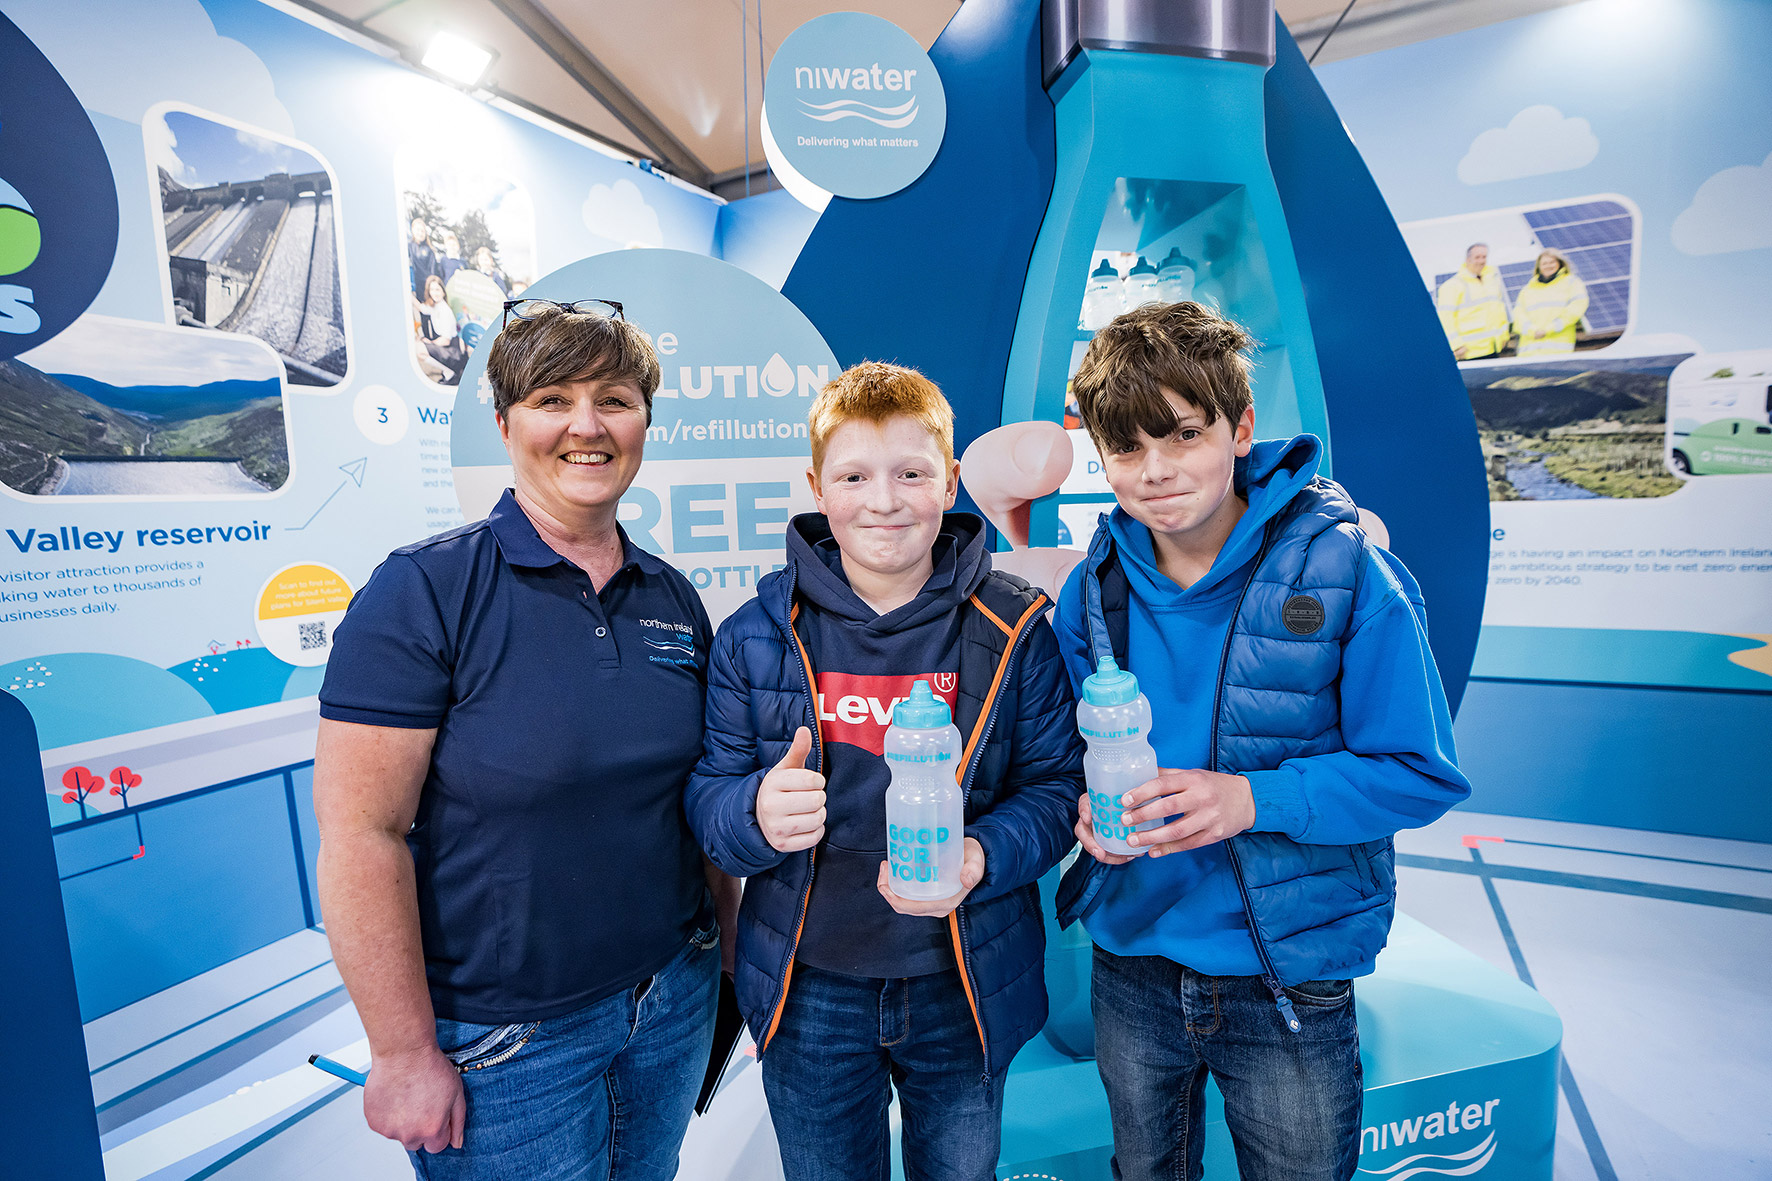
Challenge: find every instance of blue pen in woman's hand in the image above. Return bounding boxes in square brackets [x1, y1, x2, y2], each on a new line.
[308, 1053, 368, 1086]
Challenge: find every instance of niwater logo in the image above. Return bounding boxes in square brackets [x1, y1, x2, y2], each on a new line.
[764, 13, 947, 200]
[0, 12, 119, 356]
[1359, 1098, 1500, 1179]
[640, 617, 697, 665]
[814, 670, 957, 756]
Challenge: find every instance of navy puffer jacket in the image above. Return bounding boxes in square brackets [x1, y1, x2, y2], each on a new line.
[686, 519, 1083, 1076]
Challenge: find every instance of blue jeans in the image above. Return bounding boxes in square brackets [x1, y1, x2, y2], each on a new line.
[411, 922, 720, 1181]
[760, 964, 1004, 1181]
[1091, 945, 1363, 1181]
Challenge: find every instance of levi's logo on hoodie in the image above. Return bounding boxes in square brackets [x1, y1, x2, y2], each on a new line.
[815, 671, 958, 756]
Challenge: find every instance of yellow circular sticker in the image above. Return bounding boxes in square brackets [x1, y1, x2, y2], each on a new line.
[256, 562, 353, 666]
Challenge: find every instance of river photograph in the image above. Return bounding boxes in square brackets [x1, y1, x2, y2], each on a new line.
[2, 315, 289, 497]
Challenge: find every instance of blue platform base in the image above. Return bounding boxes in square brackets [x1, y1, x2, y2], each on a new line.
[998, 914, 1562, 1180]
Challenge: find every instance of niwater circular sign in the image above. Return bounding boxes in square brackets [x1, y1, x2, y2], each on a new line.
[763, 12, 947, 201]
[0, 12, 119, 358]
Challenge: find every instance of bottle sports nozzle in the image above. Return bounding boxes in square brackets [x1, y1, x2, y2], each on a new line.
[893, 679, 953, 728]
[1081, 655, 1141, 706]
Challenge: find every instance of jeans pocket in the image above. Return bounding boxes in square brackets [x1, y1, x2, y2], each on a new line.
[1281, 978, 1354, 1009]
[437, 1019, 541, 1071]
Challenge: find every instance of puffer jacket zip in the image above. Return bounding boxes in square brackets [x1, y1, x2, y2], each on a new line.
[942, 589, 1049, 1074]
[1081, 517, 1302, 1033]
[757, 583, 1049, 1067]
[758, 574, 824, 1054]
[1203, 523, 1303, 1034]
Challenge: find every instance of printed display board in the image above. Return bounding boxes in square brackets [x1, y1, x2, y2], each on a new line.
[1322, 5, 1772, 695]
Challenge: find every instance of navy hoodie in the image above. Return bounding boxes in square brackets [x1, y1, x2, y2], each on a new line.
[789, 511, 990, 977]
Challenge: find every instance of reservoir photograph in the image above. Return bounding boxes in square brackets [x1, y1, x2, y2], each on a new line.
[4, 315, 290, 497]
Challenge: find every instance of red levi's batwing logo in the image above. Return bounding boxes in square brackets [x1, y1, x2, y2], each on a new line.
[815, 671, 958, 756]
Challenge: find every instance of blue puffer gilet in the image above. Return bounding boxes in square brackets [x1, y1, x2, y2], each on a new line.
[688, 551, 1083, 1076]
[1055, 470, 1398, 1009]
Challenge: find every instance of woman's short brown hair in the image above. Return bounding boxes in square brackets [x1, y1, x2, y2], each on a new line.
[484, 305, 662, 421]
[1072, 301, 1254, 453]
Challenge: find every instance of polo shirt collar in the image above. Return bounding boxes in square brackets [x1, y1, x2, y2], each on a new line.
[487, 488, 669, 577]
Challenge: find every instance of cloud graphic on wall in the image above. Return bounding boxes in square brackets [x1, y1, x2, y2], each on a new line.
[582, 178, 664, 249]
[1671, 151, 1772, 255]
[1457, 105, 1597, 185]
[5, 0, 292, 132]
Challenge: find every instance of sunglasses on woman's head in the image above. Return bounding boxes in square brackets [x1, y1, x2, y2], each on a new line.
[501, 298, 625, 327]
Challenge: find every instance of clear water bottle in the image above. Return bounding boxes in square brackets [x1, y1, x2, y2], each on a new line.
[1080, 258, 1126, 330]
[1156, 247, 1197, 304]
[1124, 255, 1160, 307]
[1077, 656, 1161, 857]
[884, 680, 965, 899]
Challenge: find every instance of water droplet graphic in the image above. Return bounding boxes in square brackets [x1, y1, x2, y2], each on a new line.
[760, 353, 795, 397]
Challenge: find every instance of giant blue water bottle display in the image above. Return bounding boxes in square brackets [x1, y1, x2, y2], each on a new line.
[1008, 0, 1329, 545]
[884, 680, 965, 899]
[1077, 656, 1161, 856]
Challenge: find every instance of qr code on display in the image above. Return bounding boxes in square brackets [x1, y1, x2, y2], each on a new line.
[299, 620, 329, 651]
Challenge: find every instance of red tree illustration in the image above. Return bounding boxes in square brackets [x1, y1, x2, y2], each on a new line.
[61, 766, 102, 820]
[109, 765, 142, 810]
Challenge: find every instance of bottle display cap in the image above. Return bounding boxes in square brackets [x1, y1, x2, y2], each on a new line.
[1129, 256, 1157, 277]
[1159, 247, 1197, 270]
[1081, 655, 1141, 706]
[1089, 258, 1120, 279]
[893, 679, 953, 728]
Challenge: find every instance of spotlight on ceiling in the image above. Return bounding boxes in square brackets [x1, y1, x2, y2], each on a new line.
[423, 31, 495, 86]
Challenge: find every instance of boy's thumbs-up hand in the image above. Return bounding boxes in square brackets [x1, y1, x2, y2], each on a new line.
[757, 726, 827, 853]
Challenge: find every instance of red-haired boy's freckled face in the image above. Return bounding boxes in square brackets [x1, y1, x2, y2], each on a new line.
[809, 415, 959, 588]
[1101, 388, 1253, 548]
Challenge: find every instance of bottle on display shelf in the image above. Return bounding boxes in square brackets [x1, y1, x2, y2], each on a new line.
[1080, 257, 1126, 331]
[1156, 247, 1197, 304]
[883, 680, 965, 899]
[1124, 255, 1160, 307]
[1078, 655, 1161, 857]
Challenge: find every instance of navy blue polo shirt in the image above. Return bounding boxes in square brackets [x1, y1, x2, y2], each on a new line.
[319, 490, 712, 1023]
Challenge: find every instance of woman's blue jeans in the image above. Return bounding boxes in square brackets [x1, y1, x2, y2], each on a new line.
[410, 922, 720, 1180]
[760, 963, 1005, 1181]
[1092, 944, 1364, 1181]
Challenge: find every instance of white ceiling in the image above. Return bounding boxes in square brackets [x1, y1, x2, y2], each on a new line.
[285, 0, 1583, 195]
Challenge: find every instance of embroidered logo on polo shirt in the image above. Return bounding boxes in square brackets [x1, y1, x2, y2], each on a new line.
[1282, 594, 1326, 635]
[639, 617, 696, 665]
[815, 671, 957, 756]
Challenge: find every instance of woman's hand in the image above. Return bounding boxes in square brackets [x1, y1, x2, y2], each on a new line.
[755, 727, 827, 853]
[875, 836, 985, 918]
[364, 1044, 466, 1154]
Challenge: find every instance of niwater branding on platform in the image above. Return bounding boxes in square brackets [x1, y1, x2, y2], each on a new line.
[0, 13, 118, 354]
[1359, 1097, 1501, 1178]
[763, 12, 947, 200]
[452, 250, 840, 625]
[814, 670, 958, 756]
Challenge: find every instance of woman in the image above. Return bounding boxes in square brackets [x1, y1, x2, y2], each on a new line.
[315, 302, 736, 1180]
[1512, 249, 1589, 355]
[416, 274, 467, 380]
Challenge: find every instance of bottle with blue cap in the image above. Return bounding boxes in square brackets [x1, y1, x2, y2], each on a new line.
[1078, 655, 1162, 857]
[1080, 257, 1125, 331]
[883, 680, 965, 899]
[1156, 247, 1197, 304]
[1124, 255, 1161, 308]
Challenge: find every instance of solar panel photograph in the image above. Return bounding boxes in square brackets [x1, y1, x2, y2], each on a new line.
[150, 109, 348, 387]
[1403, 196, 1637, 362]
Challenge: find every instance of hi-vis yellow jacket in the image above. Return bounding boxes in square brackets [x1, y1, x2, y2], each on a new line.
[1512, 268, 1589, 355]
[1436, 265, 1511, 359]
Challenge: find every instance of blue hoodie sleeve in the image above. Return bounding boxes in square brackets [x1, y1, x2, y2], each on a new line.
[685, 614, 795, 878]
[1241, 546, 1471, 844]
[964, 615, 1084, 903]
